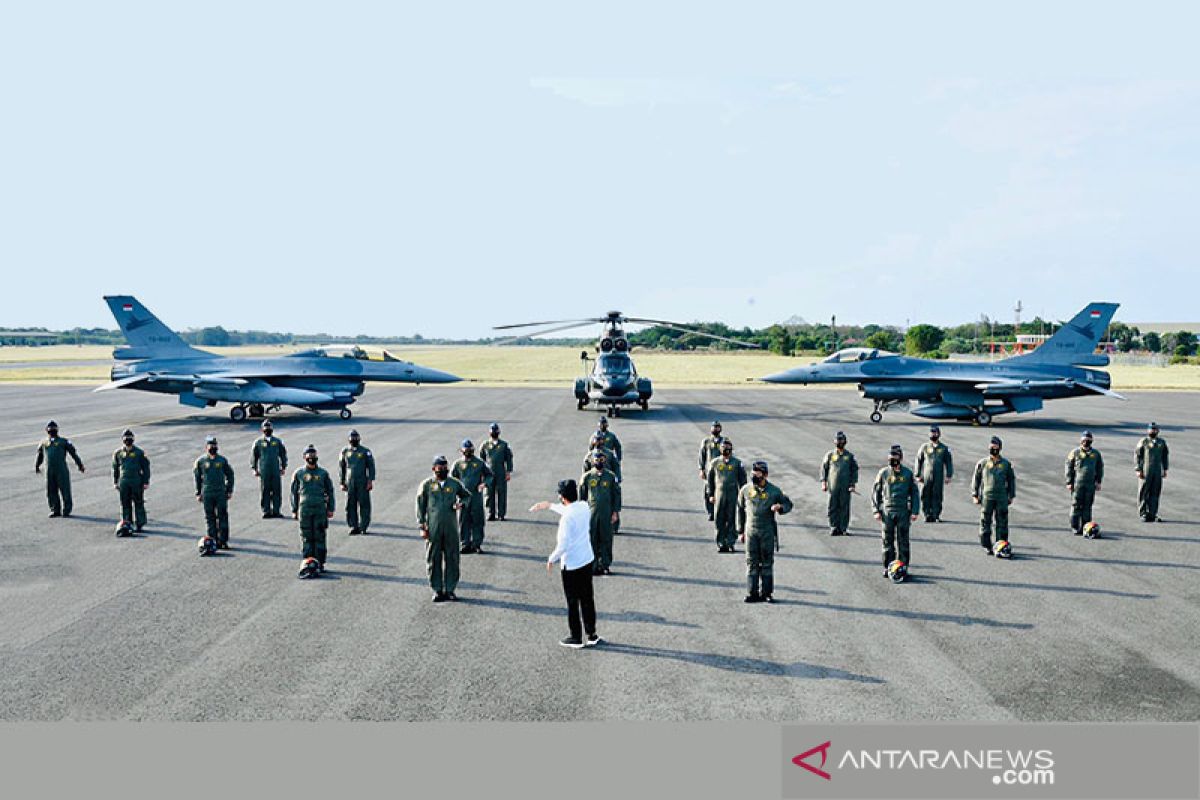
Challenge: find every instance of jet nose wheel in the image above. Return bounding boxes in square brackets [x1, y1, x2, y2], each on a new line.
[339, 408, 353, 420]
[974, 410, 992, 426]
[869, 411, 883, 424]
[230, 405, 247, 422]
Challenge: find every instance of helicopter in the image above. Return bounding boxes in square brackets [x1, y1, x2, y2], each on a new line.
[493, 311, 758, 416]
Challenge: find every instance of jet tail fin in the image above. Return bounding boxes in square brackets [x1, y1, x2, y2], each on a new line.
[1002, 302, 1119, 367]
[103, 295, 212, 359]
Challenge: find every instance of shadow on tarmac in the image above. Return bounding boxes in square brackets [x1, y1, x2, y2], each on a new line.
[598, 642, 887, 683]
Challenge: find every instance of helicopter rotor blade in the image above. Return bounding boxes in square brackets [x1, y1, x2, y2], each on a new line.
[624, 318, 761, 348]
[493, 318, 605, 331]
[490, 320, 601, 346]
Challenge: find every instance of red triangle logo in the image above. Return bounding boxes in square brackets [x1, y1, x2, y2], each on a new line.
[792, 741, 832, 780]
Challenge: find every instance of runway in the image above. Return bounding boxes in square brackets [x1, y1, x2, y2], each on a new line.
[0, 384, 1197, 721]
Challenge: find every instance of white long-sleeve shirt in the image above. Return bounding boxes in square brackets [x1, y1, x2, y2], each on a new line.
[547, 500, 594, 571]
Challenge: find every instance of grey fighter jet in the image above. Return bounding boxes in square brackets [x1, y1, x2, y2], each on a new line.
[761, 302, 1123, 425]
[96, 296, 460, 421]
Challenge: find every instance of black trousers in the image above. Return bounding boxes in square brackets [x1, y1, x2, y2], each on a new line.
[561, 564, 597, 640]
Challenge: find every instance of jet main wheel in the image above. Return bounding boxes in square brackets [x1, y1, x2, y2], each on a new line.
[230, 405, 248, 422]
[339, 408, 353, 420]
[974, 410, 992, 426]
[248, 403, 265, 417]
[639, 399, 649, 410]
[869, 410, 883, 424]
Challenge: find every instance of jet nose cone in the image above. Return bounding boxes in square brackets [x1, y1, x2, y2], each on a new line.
[760, 367, 809, 383]
[413, 366, 462, 384]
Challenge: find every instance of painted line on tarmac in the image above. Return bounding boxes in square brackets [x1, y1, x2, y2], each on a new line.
[0, 413, 196, 453]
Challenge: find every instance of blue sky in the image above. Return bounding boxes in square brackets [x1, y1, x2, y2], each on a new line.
[2, 2, 1197, 338]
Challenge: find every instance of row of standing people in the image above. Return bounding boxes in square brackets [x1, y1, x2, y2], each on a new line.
[697, 420, 1170, 588]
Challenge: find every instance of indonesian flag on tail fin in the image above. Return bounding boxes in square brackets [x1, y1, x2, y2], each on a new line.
[122, 304, 133, 312]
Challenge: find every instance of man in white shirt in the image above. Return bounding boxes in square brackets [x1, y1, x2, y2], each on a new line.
[532, 479, 602, 649]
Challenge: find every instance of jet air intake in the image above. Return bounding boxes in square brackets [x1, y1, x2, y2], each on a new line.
[859, 381, 943, 402]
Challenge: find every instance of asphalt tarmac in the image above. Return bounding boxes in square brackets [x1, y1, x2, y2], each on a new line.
[1, 384, 1196, 721]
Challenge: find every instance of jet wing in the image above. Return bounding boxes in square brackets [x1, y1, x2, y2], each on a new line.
[94, 373, 248, 392]
[975, 379, 1125, 400]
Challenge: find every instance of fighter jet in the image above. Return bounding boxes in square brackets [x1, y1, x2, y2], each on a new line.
[761, 302, 1123, 425]
[95, 295, 460, 421]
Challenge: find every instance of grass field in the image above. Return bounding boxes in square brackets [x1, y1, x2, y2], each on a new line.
[3, 344, 1200, 389]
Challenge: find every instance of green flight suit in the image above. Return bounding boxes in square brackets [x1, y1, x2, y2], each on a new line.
[1065, 447, 1104, 534]
[194, 453, 235, 543]
[821, 448, 859, 534]
[480, 437, 514, 520]
[915, 441, 953, 522]
[35, 435, 84, 516]
[698, 435, 725, 517]
[596, 430, 622, 463]
[972, 455, 1016, 550]
[452, 455, 493, 550]
[871, 465, 920, 569]
[736, 481, 793, 598]
[112, 445, 151, 529]
[706, 455, 747, 549]
[338, 444, 376, 533]
[579, 467, 621, 573]
[290, 466, 335, 564]
[416, 476, 471, 594]
[251, 435, 288, 516]
[1135, 435, 1169, 521]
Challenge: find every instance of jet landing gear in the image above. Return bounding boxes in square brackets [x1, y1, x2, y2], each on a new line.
[339, 407, 353, 420]
[230, 403, 282, 422]
[868, 399, 909, 423]
[973, 409, 993, 426]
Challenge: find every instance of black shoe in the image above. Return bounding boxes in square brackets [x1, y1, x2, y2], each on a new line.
[348, 527, 360, 536]
[487, 514, 497, 521]
[460, 545, 473, 554]
[48, 511, 61, 518]
[829, 529, 839, 536]
[62, 512, 72, 517]
[707, 514, 714, 521]
[560, 636, 585, 649]
[262, 512, 271, 519]
[446, 592, 458, 601]
[763, 594, 776, 603]
[744, 593, 761, 603]
[983, 547, 994, 556]
[135, 524, 144, 532]
[499, 516, 506, 521]
[218, 541, 229, 550]
[318, 562, 326, 574]
[586, 634, 602, 647]
[432, 592, 447, 603]
[1073, 529, 1082, 536]
[475, 546, 484, 555]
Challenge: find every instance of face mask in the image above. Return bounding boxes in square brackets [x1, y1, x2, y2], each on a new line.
[752, 474, 765, 486]
[305, 457, 317, 466]
[433, 467, 448, 479]
[836, 441, 845, 449]
[123, 439, 134, 447]
[207, 446, 218, 455]
[1082, 441, 1091, 450]
[889, 457, 900, 467]
[1149, 430, 1158, 438]
[930, 435, 939, 442]
[990, 448, 1000, 457]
